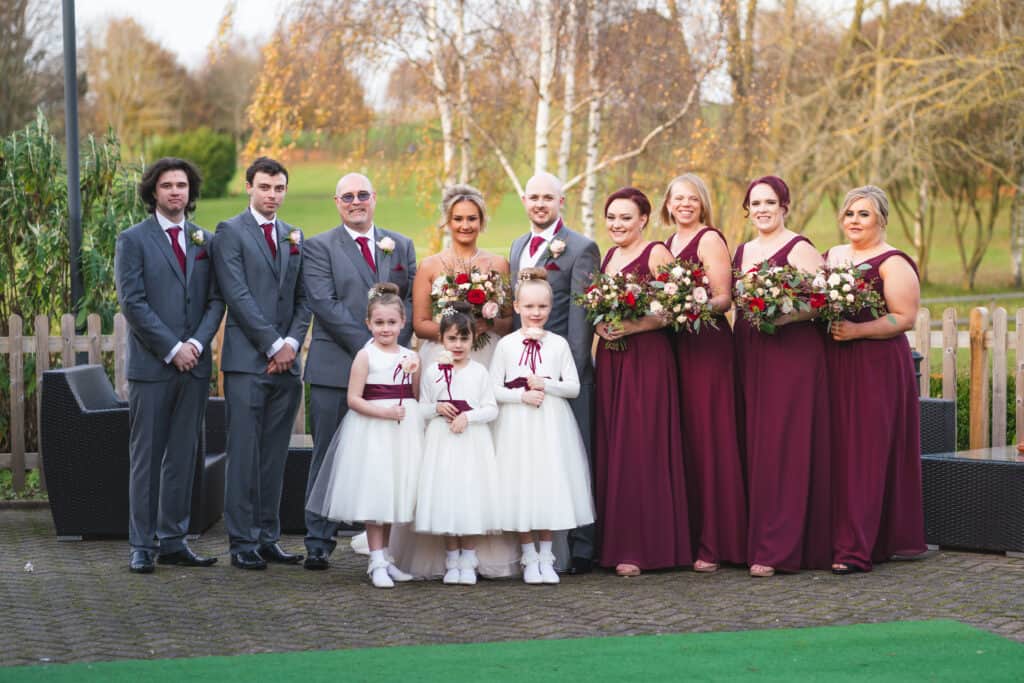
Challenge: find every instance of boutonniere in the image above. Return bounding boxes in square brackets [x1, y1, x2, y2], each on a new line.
[549, 239, 566, 259]
[287, 230, 302, 246]
[377, 236, 396, 255]
[190, 230, 205, 246]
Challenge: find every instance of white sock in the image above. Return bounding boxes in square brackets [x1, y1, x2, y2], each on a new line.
[462, 548, 477, 562]
[446, 549, 460, 563]
[538, 540, 553, 555]
[369, 549, 385, 563]
[521, 543, 536, 555]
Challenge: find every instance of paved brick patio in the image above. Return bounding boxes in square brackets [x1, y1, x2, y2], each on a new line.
[2, 507, 1023, 667]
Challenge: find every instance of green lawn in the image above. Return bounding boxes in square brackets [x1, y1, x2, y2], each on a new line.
[192, 160, 1020, 295]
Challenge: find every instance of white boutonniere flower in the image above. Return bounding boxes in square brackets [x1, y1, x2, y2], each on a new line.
[549, 239, 566, 259]
[190, 230, 205, 246]
[377, 236, 396, 255]
[288, 230, 302, 246]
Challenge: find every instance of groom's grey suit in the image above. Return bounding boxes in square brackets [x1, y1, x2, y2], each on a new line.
[115, 215, 224, 554]
[213, 209, 311, 553]
[510, 223, 600, 561]
[302, 225, 416, 554]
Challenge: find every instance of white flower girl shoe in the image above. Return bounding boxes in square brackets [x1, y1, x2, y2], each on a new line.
[538, 550, 560, 585]
[368, 557, 394, 589]
[458, 550, 479, 586]
[443, 553, 461, 585]
[521, 547, 543, 585]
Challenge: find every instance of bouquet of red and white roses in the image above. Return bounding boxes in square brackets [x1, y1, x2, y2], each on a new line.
[648, 260, 719, 333]
[732, 262, 811, 334]
[808, 263, 886, 327]
[575, 271, 651, 351]
[431, 267, 510, 350]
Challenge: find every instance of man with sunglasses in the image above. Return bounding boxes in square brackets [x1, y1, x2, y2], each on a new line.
[300, 173, 417, 570]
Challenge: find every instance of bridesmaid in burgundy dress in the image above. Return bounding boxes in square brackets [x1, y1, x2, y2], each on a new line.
[593, 186, 691, 576]
[825, 185, 926, 574]
[732, 175, 832, 577]
[659, 174, 747, 572]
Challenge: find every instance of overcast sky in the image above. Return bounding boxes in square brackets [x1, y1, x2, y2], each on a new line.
[75, 0, 286, 69]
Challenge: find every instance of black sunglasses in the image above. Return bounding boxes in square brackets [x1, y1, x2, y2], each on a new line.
[338, 191, 372, 204]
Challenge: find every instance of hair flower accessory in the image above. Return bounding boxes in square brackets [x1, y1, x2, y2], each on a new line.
[549, 239, 566, 259]
[377, 236, 396, 255]
[190, 230, 205, 246]
[440, 306, 458, 319]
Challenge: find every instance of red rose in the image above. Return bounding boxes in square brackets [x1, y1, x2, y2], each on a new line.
[857, 280, 867, 290]
[656, 272, 670, 282]
[587, 285, 597, 293]
[621, 291, 637, 307]
[687, 312, 699, 321]
[809, 293, 826, 309]
[466, 289, 486, 305]
[749, 297, 766, 312]
[455, 273, 470, 285]
[692, 269, 704, 280]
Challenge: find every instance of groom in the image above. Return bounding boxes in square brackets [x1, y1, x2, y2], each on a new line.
[301, 173, 417, 570]
[510, 171, 601, 573]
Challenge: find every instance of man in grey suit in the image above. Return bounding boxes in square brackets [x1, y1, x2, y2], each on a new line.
[511, 171, 601, 573]
[301, 173, 417, 570]
[115, 157, 224, 574]
[213, 157, 311, 570]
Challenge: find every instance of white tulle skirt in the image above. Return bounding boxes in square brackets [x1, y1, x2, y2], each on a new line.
[305, 400, 423, 525]
[414, 418, 502, 536]
[493, 396, 595, 532]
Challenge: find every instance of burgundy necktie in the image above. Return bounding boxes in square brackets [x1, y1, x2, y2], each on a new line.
[529, 235, 545, 257]
[356, 236, 377, 273]
[166, 226, 186, 274]
[262, 222, 277, 258]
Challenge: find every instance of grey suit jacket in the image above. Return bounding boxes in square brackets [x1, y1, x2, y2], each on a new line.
[115, 215, 224, 381]
[510, 224, 600, 383]
[212, 210, 311, 376]
[303, 225, 416, 388]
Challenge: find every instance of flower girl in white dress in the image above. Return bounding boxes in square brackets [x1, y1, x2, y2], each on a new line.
[415, 303, 502, 585]
[489, 268, 595, 584]
[305, 284, 423, 588]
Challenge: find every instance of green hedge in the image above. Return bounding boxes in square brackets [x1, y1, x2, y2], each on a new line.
[150, 127, 236, 199]
[929, 375, 1017, 451]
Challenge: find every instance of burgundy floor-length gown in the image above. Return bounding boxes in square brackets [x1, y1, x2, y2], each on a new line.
[594, 242, 692, 570]
[825, 249, 927, 571]
[733, 236, 832, 571]
[667, 229, 747, 566]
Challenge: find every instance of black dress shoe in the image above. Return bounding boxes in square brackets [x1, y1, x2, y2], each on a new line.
[157, 547, 218, 567]
[129, 550, 155, 574]
[569, 557, 594, 575]
[303, 548, 329, 571]
[231, 550, 267, 570]
[258, 543, 304, 564]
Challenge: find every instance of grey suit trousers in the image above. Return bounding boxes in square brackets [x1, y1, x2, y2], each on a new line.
[127, 374, 207, 553]
[304, 384, 349, 553]
[223, 370, 303, 552]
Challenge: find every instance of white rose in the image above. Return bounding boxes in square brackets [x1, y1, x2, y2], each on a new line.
[458, 283, 470, 291]
[649, 300, 664, 314]
[481, 301, 500, 319]
[471, 272, 486, 283]
[846, 293, 855, 303]
[677, 314, 686, 323]
[522, 326, 545, 340]
[756, 287, 765, 296]
[683, 277, 692, 286]
[812, 275, 827, 290]
[830, 290, 840, 301]
[437, 350, 454, 365]
[827, 273, 841, 286]
[671, 266, 684, 278]
[663, 282, 679, 296]
[376, 236, 396, 254]
[842, 283, 852, 292]
[770, 286, 780, 297]
[702, 276, 709, 285]
[764, 279, 773, 287]
[781, 298, 794, 314]
[626, 283, 642, 296]
[693, 287, 708, 304]
[549, 239, 566, 258]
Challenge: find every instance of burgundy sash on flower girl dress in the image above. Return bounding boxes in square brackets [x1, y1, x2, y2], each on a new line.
[362, 384, 415, 401]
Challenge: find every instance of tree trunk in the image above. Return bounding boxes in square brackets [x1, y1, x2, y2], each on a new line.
[456, 0, 471, 184]
[557, 0, 578, 182]
[534, 0, 556, 174]
[427, 0, 456, 187]
[579, 0, 601, 238]
[1011, 169, 1024, 287]
[868, 0, 890, 184]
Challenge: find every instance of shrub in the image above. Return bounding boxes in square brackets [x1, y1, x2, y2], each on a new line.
[149, 127, 236, 198]
[929, 374, 1016, 451]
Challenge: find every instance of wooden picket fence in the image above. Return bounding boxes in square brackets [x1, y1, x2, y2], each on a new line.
[1, 307, 1021, 494]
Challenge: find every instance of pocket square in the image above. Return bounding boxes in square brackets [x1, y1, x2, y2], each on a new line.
[195, 249, 209, 261]
[290, 245, 300, 255]
[392, 263, 405, 272]
[544, 262, 561, 271]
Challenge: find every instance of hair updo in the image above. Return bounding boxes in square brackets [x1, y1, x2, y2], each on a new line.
[840, 185, 889, 230]
[515, 266, 553, 300]
[438, 300, 475, 340]
[604, 186, 652, 220]
[366, 282, 404, 318]
[441, 184, 487, 231]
